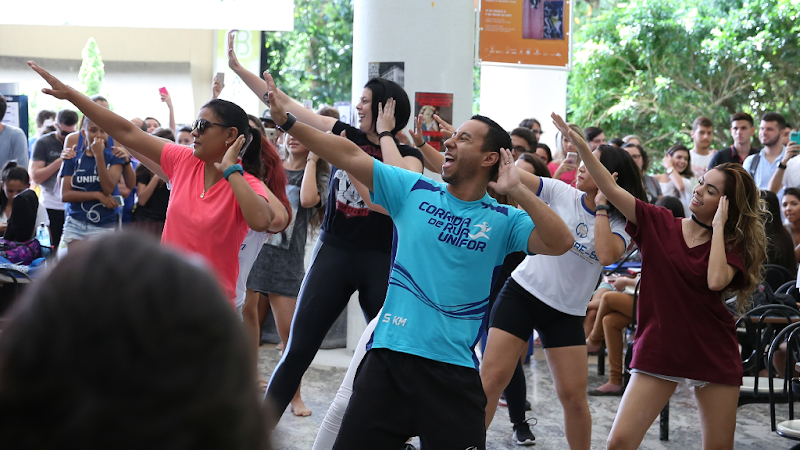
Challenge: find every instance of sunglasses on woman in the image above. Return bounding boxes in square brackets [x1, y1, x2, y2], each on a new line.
[191, 119, 228, 135]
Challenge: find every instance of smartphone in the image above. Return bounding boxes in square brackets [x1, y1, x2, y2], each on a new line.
[215, 72, 225, 85]
[565, 152, 578, 165]
[264, 128, 276, 142]
[113, 195, 125, 208]
[791, 131, 800, 145]
[158, 87, 169, 96]
[302, 99, 313, 110]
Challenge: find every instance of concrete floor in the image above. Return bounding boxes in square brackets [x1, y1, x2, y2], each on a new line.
[259, 345, 793, 450]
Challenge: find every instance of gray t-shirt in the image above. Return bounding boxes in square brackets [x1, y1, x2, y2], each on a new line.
[31, 131, 65, 209]
[247, 167, 329, 294]
[0, 124, 28, 170]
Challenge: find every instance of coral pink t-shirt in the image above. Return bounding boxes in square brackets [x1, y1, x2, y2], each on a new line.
[547, 162, 578, 187]
[160, 143, 268, 303]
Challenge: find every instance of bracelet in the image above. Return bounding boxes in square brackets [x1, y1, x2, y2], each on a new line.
[779, 163, 788, 170]
[223, 163, 244, 181]
[595, 213, 609, 218]
[595, 204, 611, 212]
[306, 157, 317, 163]
[123, 160, 131, 166]
[277, 112, 296, 132]
[414, 141, 425, 147]
[377, 131, 394, 140]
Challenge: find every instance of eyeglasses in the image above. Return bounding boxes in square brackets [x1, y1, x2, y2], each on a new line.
[191, 119, 228, 135]
[512, 146, 531, 154]
[532, 129, 544, 136]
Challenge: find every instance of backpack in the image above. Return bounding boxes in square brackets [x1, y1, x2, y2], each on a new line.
[749, 283, 798, 310]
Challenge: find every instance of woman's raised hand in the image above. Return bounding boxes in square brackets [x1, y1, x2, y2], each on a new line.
[28, 61, 74, 100]
[713, 195, 728, 230]
[264, 74, 286, 122]
[433, 114, 456, 137]
[551, 113, 587, 150]
[408, 115, 425, 146]
[376, 98, 396, 134]
[214, 135, 246, 174]
[227, 30, 243, 70]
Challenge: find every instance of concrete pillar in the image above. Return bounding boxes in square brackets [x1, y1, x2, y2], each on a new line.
[346, 0, 477, 350]
[480, 63, 568, 151]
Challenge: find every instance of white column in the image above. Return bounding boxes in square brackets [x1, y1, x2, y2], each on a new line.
[346, 0, 477, 351]
[479, 63, 568, 150]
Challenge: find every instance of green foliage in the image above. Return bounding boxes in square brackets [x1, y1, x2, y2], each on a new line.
[263, 0, 353, 106]
[568, 0, 800, 165]
[79, 38, 105, 97]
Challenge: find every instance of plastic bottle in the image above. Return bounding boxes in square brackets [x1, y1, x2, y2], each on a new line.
[36, 223, 51, 249]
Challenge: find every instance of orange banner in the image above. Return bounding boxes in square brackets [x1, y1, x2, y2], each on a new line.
[479, 0, 571, 67]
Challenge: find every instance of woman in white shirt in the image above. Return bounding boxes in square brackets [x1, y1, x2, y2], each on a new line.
[481, 144, 648, 449]
[656, 144, 696, 213]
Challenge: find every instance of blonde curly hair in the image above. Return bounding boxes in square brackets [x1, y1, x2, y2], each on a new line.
[715, 163, 768, 313]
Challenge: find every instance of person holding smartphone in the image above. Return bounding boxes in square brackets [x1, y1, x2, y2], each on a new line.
[767, 127, 800, 195]
[549, 123, 583, 186]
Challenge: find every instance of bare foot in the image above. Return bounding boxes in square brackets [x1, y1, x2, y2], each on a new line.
[256, 376, 268, 394]
[585, 338, 601, 354]
[290, 397, 312, 417]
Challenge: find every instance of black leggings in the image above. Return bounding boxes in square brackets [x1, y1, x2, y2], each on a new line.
[264, 241, 391, 424]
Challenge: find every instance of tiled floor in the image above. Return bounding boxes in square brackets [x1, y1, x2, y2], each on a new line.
[260, 345, 792, 449]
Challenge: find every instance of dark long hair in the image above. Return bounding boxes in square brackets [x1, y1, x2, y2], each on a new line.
[761, 190, 796, 273]
[363, 78, 410, 134]
[0, 233, 268, 450]
[0, 161, 29, 213]
[666, 143, 694, 178]
[202, 99, 292, 230]
[596, 145, 648, 217]
[241, 128, 292, 231]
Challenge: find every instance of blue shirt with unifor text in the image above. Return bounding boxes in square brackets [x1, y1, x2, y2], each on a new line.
[368, 160, 535, 369]
[61, 148, 124, 226]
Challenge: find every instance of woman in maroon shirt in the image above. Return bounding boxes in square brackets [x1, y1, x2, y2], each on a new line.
[553, 113, 766, 449]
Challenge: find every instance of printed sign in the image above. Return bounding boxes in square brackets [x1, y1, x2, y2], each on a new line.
[479, 0, 571, 67]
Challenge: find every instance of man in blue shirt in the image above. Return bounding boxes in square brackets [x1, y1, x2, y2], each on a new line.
[265, 78, 573, 449]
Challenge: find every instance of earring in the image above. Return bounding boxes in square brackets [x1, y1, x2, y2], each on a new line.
[225, 140, 229, 146]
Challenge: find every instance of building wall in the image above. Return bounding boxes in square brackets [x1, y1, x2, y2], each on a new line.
[0, 25, 215, 124]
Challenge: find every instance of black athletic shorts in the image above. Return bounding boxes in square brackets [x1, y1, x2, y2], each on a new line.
[333, 348, 487, 450]
[489, 278, 585, 348]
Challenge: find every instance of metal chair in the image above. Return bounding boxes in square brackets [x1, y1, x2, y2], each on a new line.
[767, 321, 800, 447]
[764, 264, 795, 292]
[737, 304, 799, 407]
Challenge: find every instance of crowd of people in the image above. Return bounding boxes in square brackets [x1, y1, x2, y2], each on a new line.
[0, 32, 798, 448]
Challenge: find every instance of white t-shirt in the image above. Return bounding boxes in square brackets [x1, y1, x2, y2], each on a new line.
[659, 177, 695, 218]
[235, 229, 269, 312]
[690, 150, 714, 179]
[511, 178, 630, 316]
[781, 156, 800, 191]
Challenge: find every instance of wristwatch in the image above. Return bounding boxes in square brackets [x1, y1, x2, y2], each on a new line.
[666, 168, 674, 175]
[277, 112, 296, 132]
[779, 162, 788, 170]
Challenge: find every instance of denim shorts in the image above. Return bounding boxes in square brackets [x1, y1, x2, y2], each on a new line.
[60, 215, 116, 246]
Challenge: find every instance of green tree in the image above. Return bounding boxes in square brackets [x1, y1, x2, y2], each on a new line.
[567, 0, 800, 165]
[79, 37, 105, 97]
[262, 0, 353, 106]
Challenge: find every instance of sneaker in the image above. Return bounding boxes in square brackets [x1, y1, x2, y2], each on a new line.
[512, 419, 537, 446]
[400, 444, 416, 450]
[525, 399, 532, 411]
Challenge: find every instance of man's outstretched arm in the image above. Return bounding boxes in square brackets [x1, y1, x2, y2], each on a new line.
[268, 90, 375, 190]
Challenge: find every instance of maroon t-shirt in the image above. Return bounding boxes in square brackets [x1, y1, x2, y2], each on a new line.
[626, 199, 744, 386]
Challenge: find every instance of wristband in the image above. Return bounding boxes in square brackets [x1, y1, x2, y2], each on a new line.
[414, 141, 425, 147]
[779, 162, 788, 170]
[277, 112, 296, 132]
[595, 213, 609, 218]
[223, 163, 244, 181]
[123, 159, 131, 166]
[595, 204, 611, 212]
[377, 131, 394, 140]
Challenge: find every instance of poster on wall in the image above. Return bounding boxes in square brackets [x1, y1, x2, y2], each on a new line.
[414, 92, 453, 151]
[334, 101, 352, 125]
[368, 62, 405, 88]
[479, 0, 571, 67]
[1, 95, 29, 137]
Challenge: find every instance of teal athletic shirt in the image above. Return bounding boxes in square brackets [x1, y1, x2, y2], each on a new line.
[368, 160, 536, 369]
